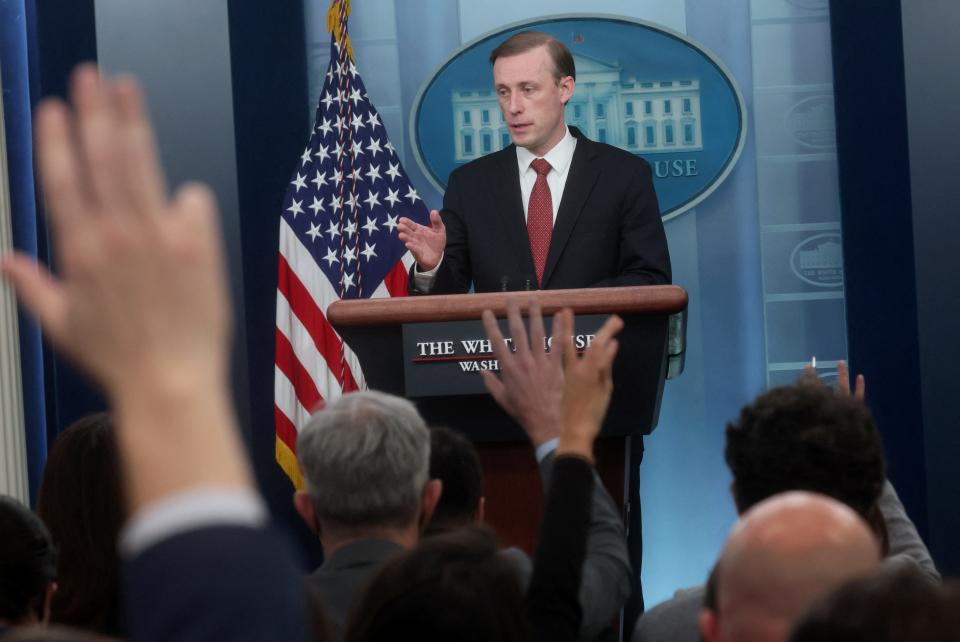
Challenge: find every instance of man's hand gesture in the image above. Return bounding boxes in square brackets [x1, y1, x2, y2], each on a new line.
[398, 210, 445, 271]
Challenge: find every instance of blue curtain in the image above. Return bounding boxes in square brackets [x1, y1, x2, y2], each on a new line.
[1, 0, 49, 504]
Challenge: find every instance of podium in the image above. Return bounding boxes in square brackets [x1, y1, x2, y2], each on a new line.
[328, 285, 687, 558]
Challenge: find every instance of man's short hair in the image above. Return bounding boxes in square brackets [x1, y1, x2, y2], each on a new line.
[346, 526, 528, 642]
[0, 496, 57, 622]
[725, 381, 886, 518]
[790, 566, 957, 642]
[489, 31, 576, 82]
[297, 391, 430, 532]
[428, 426, 483, 529]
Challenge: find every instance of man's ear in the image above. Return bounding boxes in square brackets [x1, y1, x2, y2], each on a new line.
[294, 490, 320, 535]
[560, 76, 576, 105]
[419, 479, 443, 530]
[475, 496, 486, 523]
[699, 608, 721, 642]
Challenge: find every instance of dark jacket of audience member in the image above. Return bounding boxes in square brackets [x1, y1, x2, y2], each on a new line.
[427, 425, 631, 642]
[346, 456, 595, 642]
[790, 566, 960, 642]
[37, 414, 126, 637]
[0, 496, 57, 632]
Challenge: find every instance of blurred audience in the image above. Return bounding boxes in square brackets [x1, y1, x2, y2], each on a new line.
[345, 304, 623, 642]
[2, 65, 311, 641]
[790, 565, 960, 642]
[294, 391, 441, 639]
[699, 492, 879, 642]
[37, 414, 125, 637]
[427, 419, 630, 641]
[0, 497, 57, 634]
[633, 368, 937, 642]
[425, 426, 485, 534]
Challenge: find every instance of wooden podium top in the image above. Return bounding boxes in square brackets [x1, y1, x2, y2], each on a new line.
[328, 284, 688, 326]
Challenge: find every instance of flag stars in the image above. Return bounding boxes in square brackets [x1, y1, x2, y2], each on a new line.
[325, 220, 341, 240]
[362, 216, 379, 235]
[306, 222, 323, 242]
[350, 139, 364, 158]
[361, 242, 377, 261]
[367, 138, 383, 158]
[385, 213, 400, 233]
[341, 271, 356, 291]
[344, 219, 358, 238]
[348, 61, 358, 78]
[386, 162, 401, 182]
[349, 87, 363, 106]
[346, 192, 360, 212]
[329, 194, 343, 212]
[332, 169, 344, 186]
[343, 245, 358, 264]
[364, 190, 381, 210]
[291, 172, 307, 192]
[405, 186, 421, 204]
[320, 92, 335, 110]
[366, 112, 381, 129]
[385, 140, 396, 155]
[349, 166, 363, 183]
[308, 196, 325, 216]
[314, 144, 331, 163]
[384, 188, 401, 208]
[333, 142, 345, 159]
[322, 247, 339, 267]
[311, 170, 328, 190]
[366, 164, 382, 184]
[335, 116, 346, 134]
[286, 198, 304, 218]
[317, 117, 333, 137]
[300, 147, 312, 167]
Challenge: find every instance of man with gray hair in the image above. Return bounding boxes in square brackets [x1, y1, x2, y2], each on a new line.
[293, 391, 442, 639]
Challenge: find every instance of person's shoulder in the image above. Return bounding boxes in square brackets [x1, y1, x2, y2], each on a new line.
[573, 132, 652, 174]
[449, 147, 513, 181]
[632, 585, 705, 641]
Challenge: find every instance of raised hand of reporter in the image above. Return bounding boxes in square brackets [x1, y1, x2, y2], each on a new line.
[555, 311, 624, 462]
[480, 299, 564, 448]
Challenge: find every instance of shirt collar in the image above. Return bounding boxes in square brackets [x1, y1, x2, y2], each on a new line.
[516, 126, 577, 176]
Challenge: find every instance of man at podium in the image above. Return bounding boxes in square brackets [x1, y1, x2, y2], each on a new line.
[399, 30, 671, 294]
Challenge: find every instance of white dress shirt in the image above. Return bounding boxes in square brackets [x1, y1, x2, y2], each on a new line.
[414, 127, 578, 292]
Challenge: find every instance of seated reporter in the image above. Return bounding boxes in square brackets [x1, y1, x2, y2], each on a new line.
[632, 363, 937, 642]
[2, 66, 311, 642]
[345, 305, 624, 642]
[0, 497, 58, 634]
[37, 414, 125, 638]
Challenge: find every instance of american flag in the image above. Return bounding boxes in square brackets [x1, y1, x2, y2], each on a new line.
[274, 6, 430, 487]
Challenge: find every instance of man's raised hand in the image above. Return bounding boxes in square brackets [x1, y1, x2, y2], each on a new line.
[556, 312, 623, 462]
[398, 210, 446, 271]
[480, 300, 566, 447]
[1, 65, 230, 402]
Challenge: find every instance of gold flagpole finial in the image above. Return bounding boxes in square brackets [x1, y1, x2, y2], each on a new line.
[327, 0, 354, 59]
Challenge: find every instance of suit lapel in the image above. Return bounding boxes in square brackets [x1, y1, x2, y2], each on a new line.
[490, 147, 536, 285]
[541, 134, 599, 287]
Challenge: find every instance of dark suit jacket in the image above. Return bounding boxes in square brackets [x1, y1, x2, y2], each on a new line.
[412, 126, 671, 293]
[306, 538, 403, 640]
[503, 452, 631, 642]
[123, 525, 310, 642]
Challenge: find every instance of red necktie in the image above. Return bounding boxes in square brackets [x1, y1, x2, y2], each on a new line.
[527, 158, 553, 287]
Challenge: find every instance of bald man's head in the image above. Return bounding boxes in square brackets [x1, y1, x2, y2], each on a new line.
[700, 492, 880, 642]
